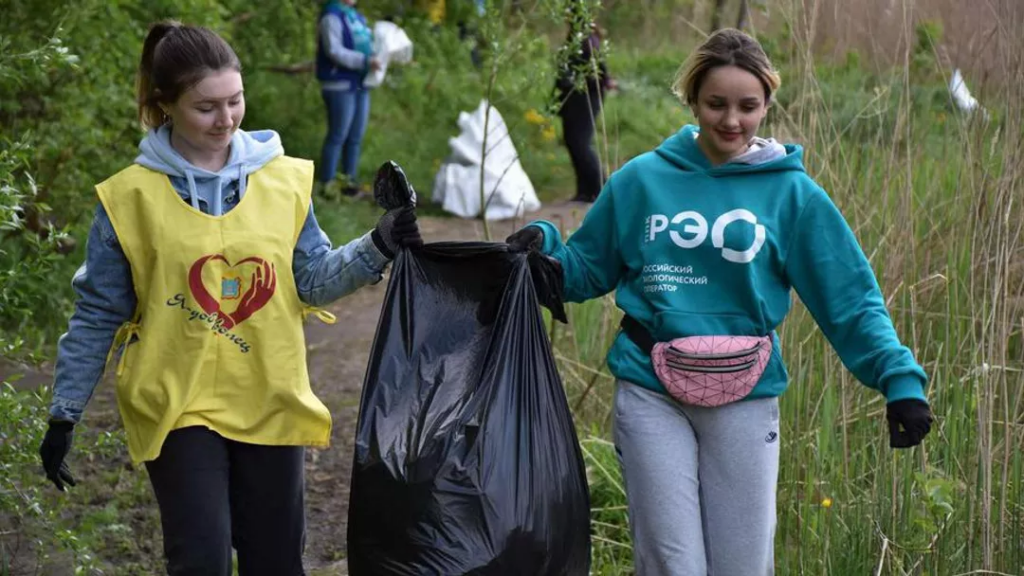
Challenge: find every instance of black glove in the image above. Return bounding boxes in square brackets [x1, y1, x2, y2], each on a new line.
[39, 419, 77, 491]
[372, 205, 423, 259]
[373, 160, 417, 210]
[887, 399, 933, 448]
[506, 226, 544, 253]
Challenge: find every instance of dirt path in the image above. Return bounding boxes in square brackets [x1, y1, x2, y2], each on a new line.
[1, 202, 590, 575]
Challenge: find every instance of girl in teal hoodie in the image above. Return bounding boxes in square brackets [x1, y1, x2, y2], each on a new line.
[507, 29, 932, 575]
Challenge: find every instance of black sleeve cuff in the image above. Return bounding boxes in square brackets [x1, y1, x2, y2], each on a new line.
[370, 228, 395, 260]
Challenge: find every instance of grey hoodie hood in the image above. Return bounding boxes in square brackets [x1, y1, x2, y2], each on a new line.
[135, 125, 284, 216]
[729, 135, 788, 165]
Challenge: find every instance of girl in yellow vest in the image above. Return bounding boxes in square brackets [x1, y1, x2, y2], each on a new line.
[37, 20, 422, 575]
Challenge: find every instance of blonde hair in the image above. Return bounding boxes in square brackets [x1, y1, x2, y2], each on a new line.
[672, 28, 781, 106]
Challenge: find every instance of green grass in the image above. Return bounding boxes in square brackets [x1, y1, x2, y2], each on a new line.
[312, 194, 384, 243]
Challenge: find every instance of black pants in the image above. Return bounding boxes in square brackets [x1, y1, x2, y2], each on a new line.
[145, 427, 306, 576]
[560, 90, 604, 201]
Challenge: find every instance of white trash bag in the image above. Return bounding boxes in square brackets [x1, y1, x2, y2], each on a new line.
[365, 21, 414, 89]
[432, 100, 541, 221]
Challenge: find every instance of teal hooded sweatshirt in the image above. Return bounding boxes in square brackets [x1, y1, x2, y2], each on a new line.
[533, 125, 927, 403]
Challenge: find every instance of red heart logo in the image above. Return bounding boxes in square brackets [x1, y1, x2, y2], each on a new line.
[188, 255, 277, 330]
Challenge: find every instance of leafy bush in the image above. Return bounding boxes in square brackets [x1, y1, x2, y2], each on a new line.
[0, 382, 103, 574]
[0, 27, 79, 358]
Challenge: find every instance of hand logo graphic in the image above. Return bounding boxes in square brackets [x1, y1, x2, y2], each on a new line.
[188, 255, 277, 329]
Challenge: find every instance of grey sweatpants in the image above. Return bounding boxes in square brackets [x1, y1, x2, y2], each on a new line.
[613, 380, 780, 576]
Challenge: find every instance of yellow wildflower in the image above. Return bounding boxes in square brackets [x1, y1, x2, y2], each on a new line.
[821, 497, 833, 508]
[524, 109, 546, 126]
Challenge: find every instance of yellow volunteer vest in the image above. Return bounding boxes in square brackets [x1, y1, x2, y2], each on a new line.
[96, 156, 332, 463]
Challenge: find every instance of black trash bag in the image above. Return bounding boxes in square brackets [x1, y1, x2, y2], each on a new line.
[347, 242, 589, 575]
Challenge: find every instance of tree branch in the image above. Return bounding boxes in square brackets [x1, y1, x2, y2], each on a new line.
[263, 61, 314, 75]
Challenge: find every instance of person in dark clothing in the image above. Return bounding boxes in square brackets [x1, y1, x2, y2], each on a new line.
[555, 10, 615, 203]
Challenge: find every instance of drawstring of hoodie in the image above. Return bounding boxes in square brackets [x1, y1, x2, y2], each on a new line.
[237, 165, 247, 202]
[185, 171, 201, 211]
[185, 170, 239, 216]
[213, 175, 223, 216]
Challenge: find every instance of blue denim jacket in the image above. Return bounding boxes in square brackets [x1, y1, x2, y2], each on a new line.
[49, 179, 389, 423]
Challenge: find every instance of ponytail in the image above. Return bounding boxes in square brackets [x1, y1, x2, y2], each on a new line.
[137, 21, 182, 129]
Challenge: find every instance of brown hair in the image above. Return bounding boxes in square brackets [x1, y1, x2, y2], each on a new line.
[136, 21, 241, 129]
[672, 28, 781, 106]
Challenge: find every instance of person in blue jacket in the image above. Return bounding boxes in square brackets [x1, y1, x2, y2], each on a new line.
[507, 28, 933, 575]
[316, 0, 379, 196]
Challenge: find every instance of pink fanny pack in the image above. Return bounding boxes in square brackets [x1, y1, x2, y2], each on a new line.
[621, 316, 771, 407]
